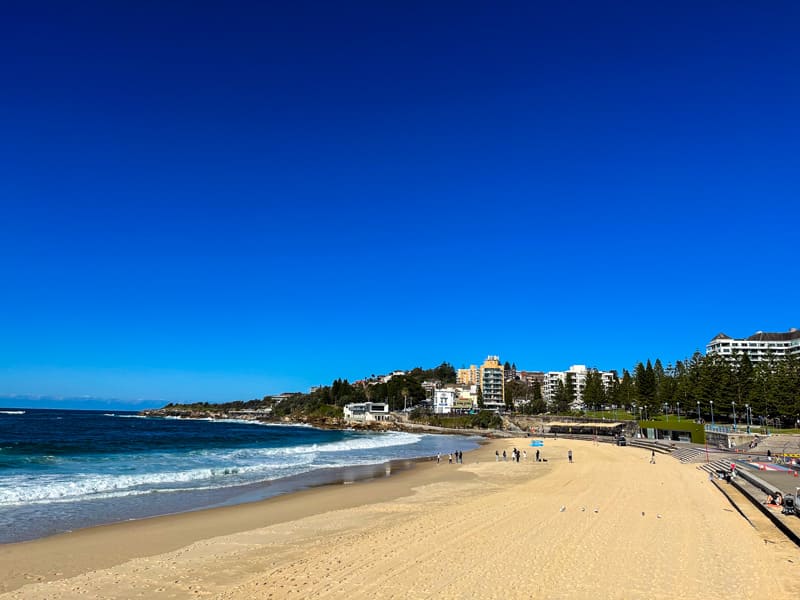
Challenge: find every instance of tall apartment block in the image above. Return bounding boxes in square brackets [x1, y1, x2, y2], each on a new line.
[479, 355, 505, 408]
[457, 365, 479, 386]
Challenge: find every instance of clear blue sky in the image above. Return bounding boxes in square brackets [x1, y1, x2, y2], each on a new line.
[1, 1, 798, 410]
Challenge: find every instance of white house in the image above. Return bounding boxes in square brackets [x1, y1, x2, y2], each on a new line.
[433, 389, 457, 414]
[343, 402, 391, 422]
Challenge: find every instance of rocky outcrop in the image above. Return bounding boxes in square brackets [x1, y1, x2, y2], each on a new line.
[140, 407, 500, 436]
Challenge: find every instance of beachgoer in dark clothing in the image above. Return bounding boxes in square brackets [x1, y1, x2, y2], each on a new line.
[568, 449, 573, 463]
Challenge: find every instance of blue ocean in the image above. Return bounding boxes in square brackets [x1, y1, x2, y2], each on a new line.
[0, 408, 480, 543]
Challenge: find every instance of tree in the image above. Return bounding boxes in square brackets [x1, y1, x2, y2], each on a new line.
[634, 360, 657, 413]
[616, 369, 635, 413]
[653, 358, 666, 406]
[504, 379, 528, 412]
[552, 375, 574, 414]
[432, 362, 457, 384]
[582, 369, 606, 412]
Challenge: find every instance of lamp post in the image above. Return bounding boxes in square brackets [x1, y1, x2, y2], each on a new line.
[745, 403, 751, 433]
[732, 401, 737, 431]
[697, 401, 701, 423]
[710, 400, 715, 427]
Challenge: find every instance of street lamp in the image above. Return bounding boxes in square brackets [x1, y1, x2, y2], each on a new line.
[697, 401, 701, 423]
[732, 401, 737, 431]
[710, 400, 714, 427]
[745, 403, 751, 433]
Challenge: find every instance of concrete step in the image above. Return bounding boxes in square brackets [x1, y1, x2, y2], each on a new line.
[672, 448, 706, 463]
[697, 458, 732, 475]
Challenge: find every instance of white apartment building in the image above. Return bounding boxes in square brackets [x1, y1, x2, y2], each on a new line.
[707, 329, 800, 363]
[542, 365, 616, 409]
[343, 402, 391, 422]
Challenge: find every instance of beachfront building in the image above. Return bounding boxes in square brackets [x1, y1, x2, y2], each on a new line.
[480, 356, 505, 410]
[706, 329, 800, 363]
[433, 388, 457, 414]
[542, 365, 616, 409]
[343, 402, 391, 422]
[459, 384, 479, 408]
[433, 386, 476, 414]
[457, 365, 479, 386]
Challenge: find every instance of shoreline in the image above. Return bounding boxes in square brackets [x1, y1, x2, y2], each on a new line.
[1, 414, 486, 545]
[0, 443, 487, 594]
[3, 437, 798, 598]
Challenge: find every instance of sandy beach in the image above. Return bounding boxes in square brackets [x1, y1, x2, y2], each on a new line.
[2, 437, 799, 599]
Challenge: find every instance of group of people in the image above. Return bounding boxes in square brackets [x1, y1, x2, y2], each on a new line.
[436, 451, 463, 464]
[766, 492, 784, 506]
[495, 448, 544, 462]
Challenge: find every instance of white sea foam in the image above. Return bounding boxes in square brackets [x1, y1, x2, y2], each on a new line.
[0, 410, 25, 415]
[0, 458, 312, 507]
[315, 431, 421, 453]
[0, 435, 421, 507]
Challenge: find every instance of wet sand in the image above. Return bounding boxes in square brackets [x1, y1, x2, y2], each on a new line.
[2, 438, 798, 599]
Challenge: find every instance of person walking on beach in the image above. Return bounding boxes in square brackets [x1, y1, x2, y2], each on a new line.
[568, 449, 573, 463]
[536, 449, 540, 462]
[650, 450, 656, 464]
[503, 450, 507, 461]
[448, 453, 453, 464]
[495, 450, 499, 462]
[436, 453, 441, 464]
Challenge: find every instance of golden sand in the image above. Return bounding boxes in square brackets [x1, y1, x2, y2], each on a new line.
[2, 438, 798, 599]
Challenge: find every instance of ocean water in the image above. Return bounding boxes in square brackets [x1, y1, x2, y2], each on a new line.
[0, 408, 481, 543]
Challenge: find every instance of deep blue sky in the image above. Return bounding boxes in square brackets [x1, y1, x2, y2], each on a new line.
[1, 1, 798, 409]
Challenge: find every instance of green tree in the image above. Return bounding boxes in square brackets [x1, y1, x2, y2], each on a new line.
[552, 375, 574, 414]
[582, 369, 606, 412]
[616, 369, 635, 413]
[634, 360, 657, 413]
[505, 379, 528, 412]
